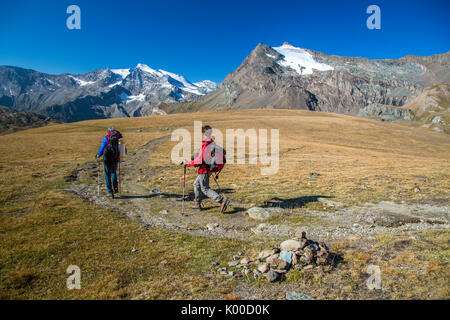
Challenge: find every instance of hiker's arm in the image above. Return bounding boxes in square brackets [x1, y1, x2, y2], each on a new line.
[186, 151, 202, 167]
[97, 137, 108, 158]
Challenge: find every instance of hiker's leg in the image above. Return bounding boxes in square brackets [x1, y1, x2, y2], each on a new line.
[199, 174, 222, 203]
[111, 162, 118, 190]
[103, 164, 113, 194]
[193, 175, 203, 202]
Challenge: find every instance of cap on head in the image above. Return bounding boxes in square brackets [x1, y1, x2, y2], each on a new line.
[108, 127, 115, 132]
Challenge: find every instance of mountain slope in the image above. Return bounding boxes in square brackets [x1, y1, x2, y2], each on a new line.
[0, 105, 55, 133]
[0, 64, 217, 122]
[402, 82, 450, 133]
[165, 42, 449, 115]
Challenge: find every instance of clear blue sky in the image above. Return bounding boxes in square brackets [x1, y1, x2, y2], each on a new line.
[0, 0, 448, 83]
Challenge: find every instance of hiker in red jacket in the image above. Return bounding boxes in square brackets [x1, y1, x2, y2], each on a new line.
[182, 125, 230, 211]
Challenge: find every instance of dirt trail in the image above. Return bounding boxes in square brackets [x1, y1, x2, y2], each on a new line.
[68, 136, 450, 241]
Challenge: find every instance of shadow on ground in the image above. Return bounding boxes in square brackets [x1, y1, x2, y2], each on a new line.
[263, 195, 333, 209]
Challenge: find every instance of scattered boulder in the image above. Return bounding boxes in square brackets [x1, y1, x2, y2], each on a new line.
[286, 291, 315, 300]
[318, 197, 343, 208]
[258, 263, 269, 273]
[279, 250, 294, 268]
[265, 270, 280, 282]
[247, 207, 271, 220]
[280, 239, 302, 252]
[228, 261, 239, 267]
[258, 249, 275, 260]
[206, 223, 219, 231]
[240, 257, 250, 265]
[159, 209, 168, 215]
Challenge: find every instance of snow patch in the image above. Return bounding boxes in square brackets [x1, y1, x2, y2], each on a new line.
[136, 63, 161, 76]
[273, 43, 333, 75]
[119, 92, 146, 103]
[111, 68, 130, 79]
[69, 75, 95, 86]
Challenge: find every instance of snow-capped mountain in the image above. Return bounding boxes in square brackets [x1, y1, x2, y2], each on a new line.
[0, 64, 217, 122]
[174, 42, 449, 114]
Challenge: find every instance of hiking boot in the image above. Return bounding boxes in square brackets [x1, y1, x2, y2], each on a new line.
[191, 201, 202, 210]
[106, 193, 114, 199]
[114, 186, 119, 194]
[220, 197, 230, 213]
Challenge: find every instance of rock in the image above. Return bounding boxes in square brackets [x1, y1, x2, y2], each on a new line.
[291, 253, 298, 266]
[131, 247, 137, 253]
[360, 184, 367, 189]
[279, 250, 294, 268]
[286, 291, 315, 300]
[414, 186, 421, 193]
[265, 270, 280, 282]
[258, 249, 274, 260]
[206, 223, 219, 231]
[159, 209, 168, 215]
[232, 254, 240, 260]
[280, 239, 302, 252]
[267, 255, 287, 270]
[266, 254, 280, 266]
[218, 267, 228, 275]
[243, 269, 250, 275]
[257, 263, 269, 273]
[228, 262, 239, 267]
[273, 269, 287, 274]
[240, 257, 250, 265]
[159, 259, 168, 265]
[432, 116, 442, 124]
[247, 207, 271, 220]
[303, 265, 314, 270]
[228, 271, 235, 276]
[318, 197, 343, 208]
[253, 269, 261, 279]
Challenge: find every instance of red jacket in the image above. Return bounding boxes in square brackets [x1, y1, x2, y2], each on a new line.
[186, 138, 213, 174]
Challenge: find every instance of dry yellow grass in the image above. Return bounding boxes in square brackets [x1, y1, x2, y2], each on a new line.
[0, 109, 448, 299]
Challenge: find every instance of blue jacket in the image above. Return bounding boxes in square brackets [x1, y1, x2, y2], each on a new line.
[97, 136, 126, 157]
[97, 136, 109, 157]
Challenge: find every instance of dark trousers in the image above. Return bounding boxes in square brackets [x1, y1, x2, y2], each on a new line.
[104, 162, 118, 194]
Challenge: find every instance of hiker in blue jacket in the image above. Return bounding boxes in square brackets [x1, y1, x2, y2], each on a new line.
[96, 127, 125, 197]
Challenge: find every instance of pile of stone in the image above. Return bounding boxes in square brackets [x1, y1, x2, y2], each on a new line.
[217, 232, 334, 282]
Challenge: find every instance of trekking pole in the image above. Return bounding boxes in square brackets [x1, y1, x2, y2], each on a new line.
[212, 174, 226, 198]
[119, 159, 121, 197]
[97, 159, 100, 197]
[182, 165, 186, 216]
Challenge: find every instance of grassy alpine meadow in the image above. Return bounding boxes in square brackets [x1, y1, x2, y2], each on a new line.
[0, 109, 449, 299]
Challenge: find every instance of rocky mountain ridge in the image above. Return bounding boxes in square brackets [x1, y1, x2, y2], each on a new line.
[0, 64, 217, 122]
[168, 42, 449, 116]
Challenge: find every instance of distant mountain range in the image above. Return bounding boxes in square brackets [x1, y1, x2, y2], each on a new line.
[0, 64, 217, 122]
[1, 42, 449, 123]
[169, 42, 449, 115]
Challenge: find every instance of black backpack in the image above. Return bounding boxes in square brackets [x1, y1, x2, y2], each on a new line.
[103, 130, 122, 165]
